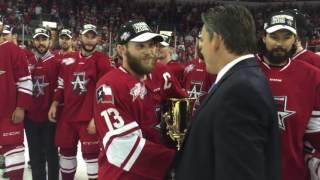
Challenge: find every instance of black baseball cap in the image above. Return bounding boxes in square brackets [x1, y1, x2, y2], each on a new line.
[59, 28, 72, 38]
[33, 27, 50, 38]
[2, 25, 12, 34]
[264, 11, 297, 35]
[0, 14, 3, 33]
[80, 24, 97, 35]
[0, 14, 3, 26]
[117, 20, 163, 45]
[159, 31, 173, 47]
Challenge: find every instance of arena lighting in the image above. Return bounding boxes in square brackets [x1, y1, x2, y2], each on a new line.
[42, 21, 57, 29]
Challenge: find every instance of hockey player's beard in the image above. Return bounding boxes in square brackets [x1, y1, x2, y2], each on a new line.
[81, 41, 96, 54]
[35, 45, 49, 55]
[264, 47, 294, 65]
[60, 43, 71, 52]
[126, 50, 155, 75]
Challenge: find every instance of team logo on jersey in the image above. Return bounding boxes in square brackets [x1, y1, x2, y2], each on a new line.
[0, 70, 6, 76]
[184, 64, 195, 74]
[187, 81, 206, 106]
[130, 82, 147, 102]
[96, 84, 114, 104]
[71, 72, 89, 95]
[33, 75, 49, 97]
[62, 57, 75, 65]
[274, 96, 296, 130]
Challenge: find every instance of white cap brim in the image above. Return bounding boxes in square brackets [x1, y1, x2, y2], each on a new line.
[130, 32, 163, 43]
[81, 29, 97, 35]
[266, 25, 296, 35]
[33, 33, 49, 38]
[160, 41, 169, 47]
[2, 30, 11, 34]
[59, 33, 72, 38]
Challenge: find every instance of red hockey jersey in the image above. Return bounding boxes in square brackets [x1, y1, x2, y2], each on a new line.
[182, 58, 215, 108]
[54, 51, 114, 122]
[27, 51, 61, 122]
[292, 49, 320, 68]
[94, 64, 187, 180]
[166, 60, 185, 84]
[0, 41, 33, 119]
[257, 56, 320, 180]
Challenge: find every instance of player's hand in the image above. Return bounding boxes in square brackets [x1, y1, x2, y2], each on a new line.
[306, 154, 320, 179]
[12, 107, 25, 124]
[87, 118, 96, 135]
[48, 101, 58, 123]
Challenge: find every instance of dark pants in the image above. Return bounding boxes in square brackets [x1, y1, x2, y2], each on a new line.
[25, 118, 59, 180]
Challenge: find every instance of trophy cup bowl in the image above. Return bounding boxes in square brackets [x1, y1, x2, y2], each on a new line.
[162, 98, 195, 150]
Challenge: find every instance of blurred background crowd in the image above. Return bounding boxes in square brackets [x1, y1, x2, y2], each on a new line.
[1, 0, 320, 63]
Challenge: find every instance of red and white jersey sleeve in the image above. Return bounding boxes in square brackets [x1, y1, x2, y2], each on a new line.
[94, 68, 174, 180]
[292, 49, 320, 69]
[0, 41, 32, 119]
[150, 63, 188, 100]
[304, 70, 320, 151]
[166, 60, 185, 85]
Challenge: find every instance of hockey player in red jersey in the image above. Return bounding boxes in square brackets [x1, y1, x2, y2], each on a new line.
[0, 16, 33, 180]
[286, 9, 320, 180]
[257, 10, 320, 180]
[182, 38, 215, 108]
[157, 31, 185, 84]
[94, 20, 187, 180]
[48, 24, 114, 180]
[25, 27, 60, 180]
[289, 9, 320, 68]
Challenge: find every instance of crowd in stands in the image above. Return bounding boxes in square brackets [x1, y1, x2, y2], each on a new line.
[1, 0, 320, 62]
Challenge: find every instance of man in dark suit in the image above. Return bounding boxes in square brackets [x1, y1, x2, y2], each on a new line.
[173, 5, 280, 180]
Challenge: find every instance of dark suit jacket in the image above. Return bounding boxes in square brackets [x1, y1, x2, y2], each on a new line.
[174, 57, 280, 180]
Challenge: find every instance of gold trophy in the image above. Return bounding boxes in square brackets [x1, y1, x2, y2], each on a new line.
[162, 98, 195, 150]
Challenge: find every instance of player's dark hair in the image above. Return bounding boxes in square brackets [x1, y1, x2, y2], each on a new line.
[201, 4, 256, 55]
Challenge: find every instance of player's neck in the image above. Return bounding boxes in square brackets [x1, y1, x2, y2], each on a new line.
[122, 64, 147, 80]
[262, 55, 289, 67]
[158, 56, 171, 64]
[81, 49, 95, 57]
[295, 45, 304, 55]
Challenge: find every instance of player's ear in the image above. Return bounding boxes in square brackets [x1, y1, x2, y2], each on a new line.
[210, 32, 222, 50]
[117, 44, 126, 57]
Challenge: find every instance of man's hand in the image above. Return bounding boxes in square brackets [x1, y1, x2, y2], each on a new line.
[48, 101, 59, 123]
[12, 107, 25, 124]
[87, 118, 96, 135]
